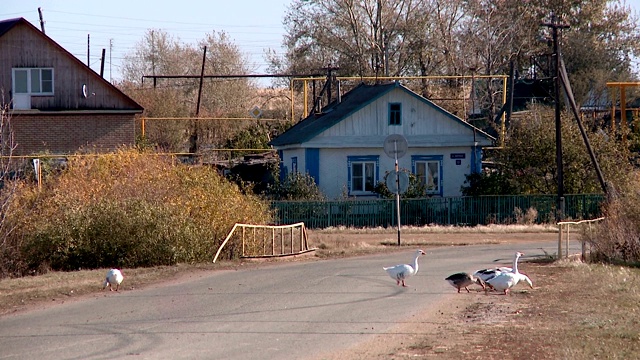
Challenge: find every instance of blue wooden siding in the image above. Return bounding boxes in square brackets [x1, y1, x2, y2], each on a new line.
[305, 148, 320, 184]
[471, 147, 482, 173]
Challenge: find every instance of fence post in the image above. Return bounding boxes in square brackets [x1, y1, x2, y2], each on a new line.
[557, 223, 563, 259]
[565, 223, 570, 258]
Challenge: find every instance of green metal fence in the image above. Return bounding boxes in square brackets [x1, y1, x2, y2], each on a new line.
[270, 194, 605, 229]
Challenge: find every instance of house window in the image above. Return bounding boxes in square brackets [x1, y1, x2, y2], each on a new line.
[389, 103, 401, 125]
[412, 155, 443, 195]
[291, 157, 298, 173]
[12, 68, 54, 95]
[348, 155, 379, 195]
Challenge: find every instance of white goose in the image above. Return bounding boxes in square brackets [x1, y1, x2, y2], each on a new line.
[473, 251, 521, 283]
[485, 252, 529, 295]
[445, 272, 486, 293]
[103, 268, 124, 291]
[383, 249, 425, 287]
[474, 251, 533, 289]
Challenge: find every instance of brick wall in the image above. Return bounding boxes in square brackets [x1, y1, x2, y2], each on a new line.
[8, 112, 136, 155]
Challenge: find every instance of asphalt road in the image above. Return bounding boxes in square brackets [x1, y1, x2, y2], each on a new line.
[0, 240, 578, 360]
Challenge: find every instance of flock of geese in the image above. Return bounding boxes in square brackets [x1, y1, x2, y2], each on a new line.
[105, 250, 531, 295]
[383, 249, 533, 295]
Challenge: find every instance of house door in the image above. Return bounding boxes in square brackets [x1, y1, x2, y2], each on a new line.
[12, 93, 30, 110]
[12, 68, 31, 110]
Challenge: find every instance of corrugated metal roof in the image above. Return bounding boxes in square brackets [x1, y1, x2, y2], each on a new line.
[269, 81, 495, 147]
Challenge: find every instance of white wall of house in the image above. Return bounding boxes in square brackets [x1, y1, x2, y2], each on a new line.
[280, 145, 477, 199]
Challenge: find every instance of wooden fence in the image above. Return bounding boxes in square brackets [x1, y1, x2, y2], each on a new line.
[213, 222, 314, 263]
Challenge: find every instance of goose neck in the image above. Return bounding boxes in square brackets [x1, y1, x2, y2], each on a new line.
[512, 254, 520, 274]
[412, 254, 421, 272]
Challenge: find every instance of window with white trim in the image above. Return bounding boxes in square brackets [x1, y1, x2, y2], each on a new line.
[12, 68, 54, 95]
[412, 155, 442, 195]
[348, 155, 379, 195]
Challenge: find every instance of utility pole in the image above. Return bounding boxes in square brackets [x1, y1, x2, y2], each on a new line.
[196, 46, 207, 116]
[543, 14, 569, 220]
[87, 34, 90, 67]
[37, 7, 45, 33]
[100, 48, 106, 78]
[189, 46, 207, 156]
[151, 30, 156, 88]
[109, 39, 113, 82]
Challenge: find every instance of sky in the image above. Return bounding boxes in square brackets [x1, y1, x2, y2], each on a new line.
[3, 0, 640, 85]
[1, 0, 290, 83]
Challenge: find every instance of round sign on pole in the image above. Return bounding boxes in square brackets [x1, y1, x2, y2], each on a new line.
[385, 170, 409, 194]
[383, 134, 408, 159]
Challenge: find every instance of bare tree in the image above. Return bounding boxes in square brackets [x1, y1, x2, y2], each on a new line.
[275, 0, 640, 108]
[278, 0, 426, 77]
[119, 29, 261, 155]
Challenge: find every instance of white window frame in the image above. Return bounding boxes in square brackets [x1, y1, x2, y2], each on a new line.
[12, 68, 54, 95]
[412, 155, 442, 195]
[348, 155, 379, 196]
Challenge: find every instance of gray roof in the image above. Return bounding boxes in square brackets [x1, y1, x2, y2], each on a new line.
[0, 18, 21, 37]
[269, 81, 494, 147]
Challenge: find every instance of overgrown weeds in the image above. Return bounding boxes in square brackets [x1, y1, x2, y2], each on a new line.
[588, 180, 640, 264]
[0, 149, 272, 278]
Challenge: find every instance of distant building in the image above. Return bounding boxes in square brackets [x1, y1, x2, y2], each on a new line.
[0, 17, 143, 155]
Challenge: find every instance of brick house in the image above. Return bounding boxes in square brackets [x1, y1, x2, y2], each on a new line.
[0, 17, 143, 155]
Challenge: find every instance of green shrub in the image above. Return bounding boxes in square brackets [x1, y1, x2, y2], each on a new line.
[267, 172, 325, 201]
[373, 169, 427, 199]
